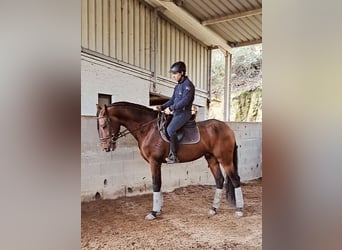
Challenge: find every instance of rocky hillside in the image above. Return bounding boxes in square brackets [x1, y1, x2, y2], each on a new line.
[209, 44, 262, 122]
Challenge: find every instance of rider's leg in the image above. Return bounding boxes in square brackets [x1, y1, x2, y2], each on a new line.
[166, 133, 179, 163]
[165, 114, 190, 163]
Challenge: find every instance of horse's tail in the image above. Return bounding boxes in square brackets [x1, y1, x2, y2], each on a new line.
[226, 143, 238, 207]
[233, 142, 239, 176]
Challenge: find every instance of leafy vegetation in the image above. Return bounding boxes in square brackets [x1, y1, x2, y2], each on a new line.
[210, 44, 262, 121]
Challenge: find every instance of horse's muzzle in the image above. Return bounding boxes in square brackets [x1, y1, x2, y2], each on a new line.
[103, 142, 116, 152]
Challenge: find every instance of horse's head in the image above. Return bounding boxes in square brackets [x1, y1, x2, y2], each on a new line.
[96, 104, 120, 152]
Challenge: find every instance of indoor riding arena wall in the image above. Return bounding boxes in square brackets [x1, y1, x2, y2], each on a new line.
[81, 117, 262, 201]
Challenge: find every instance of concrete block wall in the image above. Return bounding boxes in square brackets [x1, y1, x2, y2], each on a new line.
[81, 54, 151, 115]
[81, 117, 262, 201]
[229, 122, 262, 181]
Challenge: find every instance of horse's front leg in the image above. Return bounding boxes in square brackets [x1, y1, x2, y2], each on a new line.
[145, 161, 163, 220]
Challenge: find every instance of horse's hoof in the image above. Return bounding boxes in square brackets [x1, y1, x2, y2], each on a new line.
[208, 208, 217, 216]
[145, 211, 157, 220]
[235, 210, 243, 217]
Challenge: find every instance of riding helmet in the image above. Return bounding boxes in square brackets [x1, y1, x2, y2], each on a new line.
[170, 61, 186, 74]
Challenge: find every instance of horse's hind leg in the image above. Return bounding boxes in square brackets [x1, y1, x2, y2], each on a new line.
[205, 154, 224, 216]
[221, 161, 244, 217]
[220, 145, 244, 217]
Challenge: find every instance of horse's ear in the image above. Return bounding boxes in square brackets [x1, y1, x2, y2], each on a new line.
[96, 104, 102, 111]
[104, 104, 108, 113]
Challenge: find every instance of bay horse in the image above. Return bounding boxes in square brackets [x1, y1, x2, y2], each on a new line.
[96, 101, 244, 220]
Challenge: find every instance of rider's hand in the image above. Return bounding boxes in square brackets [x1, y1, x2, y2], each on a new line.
[164, 107, 172, 115]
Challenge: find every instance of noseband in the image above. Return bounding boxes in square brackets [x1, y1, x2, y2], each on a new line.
[97, 116, 116, 145]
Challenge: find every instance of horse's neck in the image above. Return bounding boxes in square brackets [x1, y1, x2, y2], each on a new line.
[112, 108, 155, 142]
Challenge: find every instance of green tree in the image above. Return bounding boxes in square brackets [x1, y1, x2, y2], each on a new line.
[232, 44, 262, 80]
[211, 49, 225, 99]
[209, 44, 262, 121]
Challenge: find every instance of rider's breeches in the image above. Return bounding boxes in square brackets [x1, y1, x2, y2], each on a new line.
[166, 112, 191, 137]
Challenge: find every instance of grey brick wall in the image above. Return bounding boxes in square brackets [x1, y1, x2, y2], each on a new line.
[81, 117, 262, 201]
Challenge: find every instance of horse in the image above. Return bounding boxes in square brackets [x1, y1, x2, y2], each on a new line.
[96, 101, 244, 220]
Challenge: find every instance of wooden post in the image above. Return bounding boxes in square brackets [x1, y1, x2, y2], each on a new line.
[207, 48, 212, 103]
[224, 51, 232, 121]
[151, 8, 159, 92]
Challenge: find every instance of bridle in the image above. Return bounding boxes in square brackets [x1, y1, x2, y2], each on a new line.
[97, 113, 161, 145]
[97, 116, 115, 144]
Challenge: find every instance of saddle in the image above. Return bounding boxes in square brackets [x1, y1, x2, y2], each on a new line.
[157, 113, 200, 144]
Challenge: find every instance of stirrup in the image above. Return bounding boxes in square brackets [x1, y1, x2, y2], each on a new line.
[165, 154, 179, 164]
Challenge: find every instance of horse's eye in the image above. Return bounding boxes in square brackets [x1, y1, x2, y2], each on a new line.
[101, 124, 107, 129]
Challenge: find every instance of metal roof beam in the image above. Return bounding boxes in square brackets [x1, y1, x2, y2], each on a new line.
[144, 0, 232, 52]
[202, 8, 262, 26]
[228, 39, 262, 48]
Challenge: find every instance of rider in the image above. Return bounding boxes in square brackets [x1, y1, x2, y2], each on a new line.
[157, 61, 195, 164]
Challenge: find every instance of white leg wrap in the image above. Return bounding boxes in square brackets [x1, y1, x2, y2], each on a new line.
[234, 187, 244, 208]
[212, 188, 223, 209]
[152, 192, 162, 212]
[160, 192, 163, 207]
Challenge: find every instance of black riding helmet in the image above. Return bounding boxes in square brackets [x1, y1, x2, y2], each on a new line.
[170, 61, 186, 74]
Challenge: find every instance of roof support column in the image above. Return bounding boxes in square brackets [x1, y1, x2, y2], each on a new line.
[224, 51, 232, 121]
[151, 8, 159, 92]
[207, 48, 213, 103]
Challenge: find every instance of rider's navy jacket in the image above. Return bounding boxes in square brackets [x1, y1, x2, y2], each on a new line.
[161, 76, 195, 116]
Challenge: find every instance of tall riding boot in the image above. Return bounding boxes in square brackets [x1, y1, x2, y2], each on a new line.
[166, 134, 179, 164]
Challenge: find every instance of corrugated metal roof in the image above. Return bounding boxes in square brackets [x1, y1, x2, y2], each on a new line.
[178, 0, 262, 47]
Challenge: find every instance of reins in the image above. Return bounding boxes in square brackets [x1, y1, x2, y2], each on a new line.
[97, 112, 161, 144]
[157, 111, 167, 131]
[113, 117, 159, 142]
